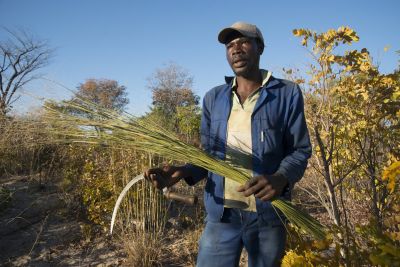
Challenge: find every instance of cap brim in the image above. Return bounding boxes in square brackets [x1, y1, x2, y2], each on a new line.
[218, 28, 242, 44]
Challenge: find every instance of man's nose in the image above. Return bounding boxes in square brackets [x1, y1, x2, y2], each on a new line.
[231, 43, 243, 55]
[232, 41, 243, 51]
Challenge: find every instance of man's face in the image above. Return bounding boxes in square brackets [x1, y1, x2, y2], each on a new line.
[225, 34, 262, 77]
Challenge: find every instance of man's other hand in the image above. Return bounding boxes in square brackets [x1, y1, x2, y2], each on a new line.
[237, 173, 288, 201]
[144, 163, 184, 190]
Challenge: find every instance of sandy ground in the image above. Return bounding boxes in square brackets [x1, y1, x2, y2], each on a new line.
[0, 176, 125, 267]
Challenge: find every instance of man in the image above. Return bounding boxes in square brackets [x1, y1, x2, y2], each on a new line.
[145, 22, 311, 267]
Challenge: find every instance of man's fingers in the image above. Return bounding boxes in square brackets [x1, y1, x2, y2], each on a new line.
[152, 174, 167, 190]
[237, 175, 278, 200]
[237, 184, 246, 192]
[143, 169, 150, 180]
[260, 189, 276, 201]
[237, 177, 259, 192]
[248, 176, 259, 186]
[144, 165, 182, 190]
[149, 173, 157, 181]
[145, 168, 163, 177]
[237, 175, 285, 201]
[144, 168, 156, 179]
[254, 185, 272, 198]
[151, 178, 159, 188]
[242, 181, 265, 197]
[143, 168, 167, 189]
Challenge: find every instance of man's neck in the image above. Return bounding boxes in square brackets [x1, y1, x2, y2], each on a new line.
[235, 70, 262, 103]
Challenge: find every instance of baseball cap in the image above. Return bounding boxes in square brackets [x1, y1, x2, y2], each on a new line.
[218, 21, 264, 46]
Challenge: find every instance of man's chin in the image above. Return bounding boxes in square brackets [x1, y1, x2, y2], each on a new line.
[232, 66, 249, 77]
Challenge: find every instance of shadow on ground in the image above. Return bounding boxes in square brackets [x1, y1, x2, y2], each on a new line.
[0, 176, 125, 267]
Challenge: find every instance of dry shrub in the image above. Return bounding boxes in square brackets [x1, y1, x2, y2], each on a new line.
[118, 178, 205, 266]
[122, 231, 168, 267]
[166, 226, 202, 266]
[121, 222, 203, 266]
[0, 116, 58, 179]
[60, 145, 168, 232]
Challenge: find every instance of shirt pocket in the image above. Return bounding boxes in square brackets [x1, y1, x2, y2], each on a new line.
[261, 127, 284, 155]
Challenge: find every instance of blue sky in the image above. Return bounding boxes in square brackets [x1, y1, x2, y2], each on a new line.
[1, 0, 399, 115]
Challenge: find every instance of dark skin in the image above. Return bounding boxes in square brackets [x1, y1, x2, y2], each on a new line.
[224, 32, 288, 199]
[144, 163, 187, 190]
[144, 32, 288, 201]
[225, 33, 263, 103]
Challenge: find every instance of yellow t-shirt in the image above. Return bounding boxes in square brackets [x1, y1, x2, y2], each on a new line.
[224, 70, 272, 212]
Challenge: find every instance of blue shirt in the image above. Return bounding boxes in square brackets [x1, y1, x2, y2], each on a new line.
[184, 75, 312, 223]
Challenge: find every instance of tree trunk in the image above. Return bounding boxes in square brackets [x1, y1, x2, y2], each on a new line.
[323, 167, 341, 226]
[315, 126, 341, 226]
[368, 167, 382, 231]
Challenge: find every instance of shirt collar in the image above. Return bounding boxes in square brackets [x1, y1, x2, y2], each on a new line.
[231, 69, 272, 89]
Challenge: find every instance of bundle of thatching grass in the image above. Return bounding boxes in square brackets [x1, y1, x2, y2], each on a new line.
[43, 99, 326, 240]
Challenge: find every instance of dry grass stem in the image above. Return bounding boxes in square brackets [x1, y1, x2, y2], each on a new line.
[42, 98, 326, 240]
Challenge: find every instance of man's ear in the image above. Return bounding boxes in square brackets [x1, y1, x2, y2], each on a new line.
[259, 46, 264, 55]
[257, 40, 264, 55]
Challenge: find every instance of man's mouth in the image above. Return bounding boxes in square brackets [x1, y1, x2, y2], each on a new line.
[233, 59, 247, 67]
[233, 56, 247, 64]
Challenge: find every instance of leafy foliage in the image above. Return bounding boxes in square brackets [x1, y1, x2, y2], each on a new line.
[145, 63, 200, 138]
[75, 79, 129, 112]
[288, 26, 400, 265]
[147, 62, 197, 115]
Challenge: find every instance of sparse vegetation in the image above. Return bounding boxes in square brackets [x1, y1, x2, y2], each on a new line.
[1, 28, 399, 266]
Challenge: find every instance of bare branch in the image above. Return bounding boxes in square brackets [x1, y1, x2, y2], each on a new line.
[0, 28, 52, 115]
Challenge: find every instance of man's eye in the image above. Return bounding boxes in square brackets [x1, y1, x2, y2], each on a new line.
[241, 39, 251, 45]
[226, 38, 251, 49]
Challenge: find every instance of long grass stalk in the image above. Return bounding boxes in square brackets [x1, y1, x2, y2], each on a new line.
[43, 98, 326, 240]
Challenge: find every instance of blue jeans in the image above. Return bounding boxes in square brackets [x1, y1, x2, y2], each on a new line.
[196, 208, 286, 267]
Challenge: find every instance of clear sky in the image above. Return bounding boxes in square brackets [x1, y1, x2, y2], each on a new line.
[1, 0, 399, 115]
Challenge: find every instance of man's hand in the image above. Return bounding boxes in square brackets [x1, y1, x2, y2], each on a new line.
[237, 173, 288, 201]
[144, 163, 185, 190]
